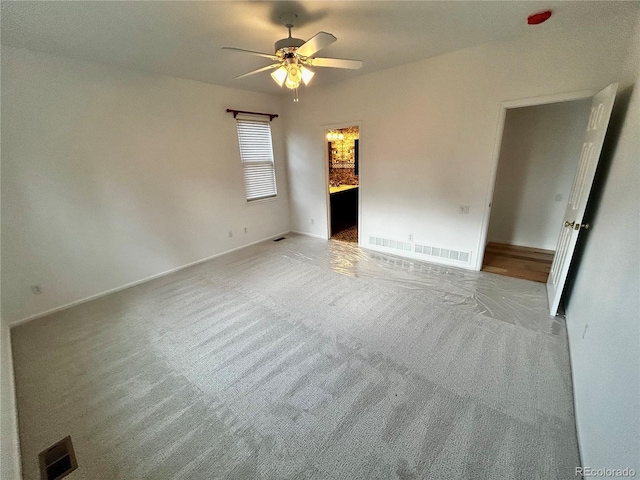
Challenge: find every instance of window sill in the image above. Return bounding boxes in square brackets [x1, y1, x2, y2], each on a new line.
[246, 196, 279, 206]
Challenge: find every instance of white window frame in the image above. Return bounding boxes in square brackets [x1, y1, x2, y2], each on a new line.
[235, 116, 278, 202]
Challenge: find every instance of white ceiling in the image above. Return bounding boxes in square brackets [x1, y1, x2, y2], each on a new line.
[1, 1, 637, 95]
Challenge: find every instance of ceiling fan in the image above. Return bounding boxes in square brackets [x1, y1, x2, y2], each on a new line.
[223, 14, 363, 101]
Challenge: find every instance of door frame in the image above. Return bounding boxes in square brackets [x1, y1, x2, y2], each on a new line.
[475, 89, 597, 271]
[321, 120, 362, 244]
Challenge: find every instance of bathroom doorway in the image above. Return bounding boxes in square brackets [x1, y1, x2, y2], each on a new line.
[326, 125, 359, 243]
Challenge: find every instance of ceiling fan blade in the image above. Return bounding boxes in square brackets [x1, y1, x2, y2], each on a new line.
[222, 47, 279, 61]
[308, 57, 363, 69]
[296, 32, 337, 57]
[234, 63, 282, 80]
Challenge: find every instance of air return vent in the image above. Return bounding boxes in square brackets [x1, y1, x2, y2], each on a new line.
[415, 244, 471, 264]
[368, 236, 412, 252]
[368, 236, 471, 264]
[39, 436, 77, 480]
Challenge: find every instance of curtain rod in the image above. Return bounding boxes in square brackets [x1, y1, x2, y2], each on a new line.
[226, 109, 278, 121]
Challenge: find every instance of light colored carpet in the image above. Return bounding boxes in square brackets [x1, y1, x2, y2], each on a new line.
[11, 234, 579, 479]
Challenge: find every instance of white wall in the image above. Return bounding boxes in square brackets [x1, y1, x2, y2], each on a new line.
[565, 12, 640, 471]
[1, 47, 290, 324]
[284, 5, 637, 270]
[488, 100, 591, 251]
[1, 87, 22, 478]
[1, 322, 21, 480]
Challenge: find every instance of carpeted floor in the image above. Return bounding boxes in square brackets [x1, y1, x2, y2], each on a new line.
[11, 234, 579, 479]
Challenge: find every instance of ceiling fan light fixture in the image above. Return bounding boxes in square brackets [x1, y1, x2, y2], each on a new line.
[224, 19, 362, 98]
[284, 76, 300, 90]
[284, 64, 302, 89]
[270, 66, 288, 86]
[289, 64, 301, 79]
[300, 66, 315, 85]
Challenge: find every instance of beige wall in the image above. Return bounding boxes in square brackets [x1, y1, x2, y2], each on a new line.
[1, 47, 290, 324]
[565, 12, 640, 471]
[1, 127, 21, 479]
[488, 99, 591, 250]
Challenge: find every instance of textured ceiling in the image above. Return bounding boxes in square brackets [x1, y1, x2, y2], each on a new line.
[1, 1, 638, 95]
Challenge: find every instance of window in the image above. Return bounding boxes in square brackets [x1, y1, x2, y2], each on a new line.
[235, 118, 277, 202]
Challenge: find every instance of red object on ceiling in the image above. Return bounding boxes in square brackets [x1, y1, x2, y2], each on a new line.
[527, 10, 552, 25]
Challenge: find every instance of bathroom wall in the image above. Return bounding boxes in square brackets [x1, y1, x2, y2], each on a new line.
[328, 127, 359, 187]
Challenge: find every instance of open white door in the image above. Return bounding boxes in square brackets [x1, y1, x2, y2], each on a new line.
[547, 83, 618, 316]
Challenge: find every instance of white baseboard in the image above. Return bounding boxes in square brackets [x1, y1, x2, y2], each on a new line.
[565, 310, 586, 470]
[289, 230, 328, 240]
[487, 238, 555, 252]
[10, 231, 290, 328]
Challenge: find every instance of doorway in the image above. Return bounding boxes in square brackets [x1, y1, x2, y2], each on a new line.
[482, 98, 592, 282]
[326, 125, 359, 243]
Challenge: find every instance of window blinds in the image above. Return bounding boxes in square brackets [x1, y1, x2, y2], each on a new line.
[235, 118, 277, 201]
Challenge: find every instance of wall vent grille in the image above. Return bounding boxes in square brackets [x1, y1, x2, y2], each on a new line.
[415, 244, 471, 263]
[368, 236, 471, 264]
[368, 236, 412, 252]
[39, 436, 77, 480]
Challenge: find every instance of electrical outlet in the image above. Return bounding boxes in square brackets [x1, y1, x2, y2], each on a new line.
[409, 234, 414, 242]
[31, 285, 42, 295]
[228, 230, 233, 238]
[310, 219, 315, 225]
[459, 204, 470, 215]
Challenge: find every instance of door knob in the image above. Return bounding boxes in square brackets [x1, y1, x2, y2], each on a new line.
[565, 220, 590, 230]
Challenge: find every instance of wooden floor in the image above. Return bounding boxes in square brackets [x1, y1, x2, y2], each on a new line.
[331, 225, 358, 243]
[482, 242, 554, 283]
